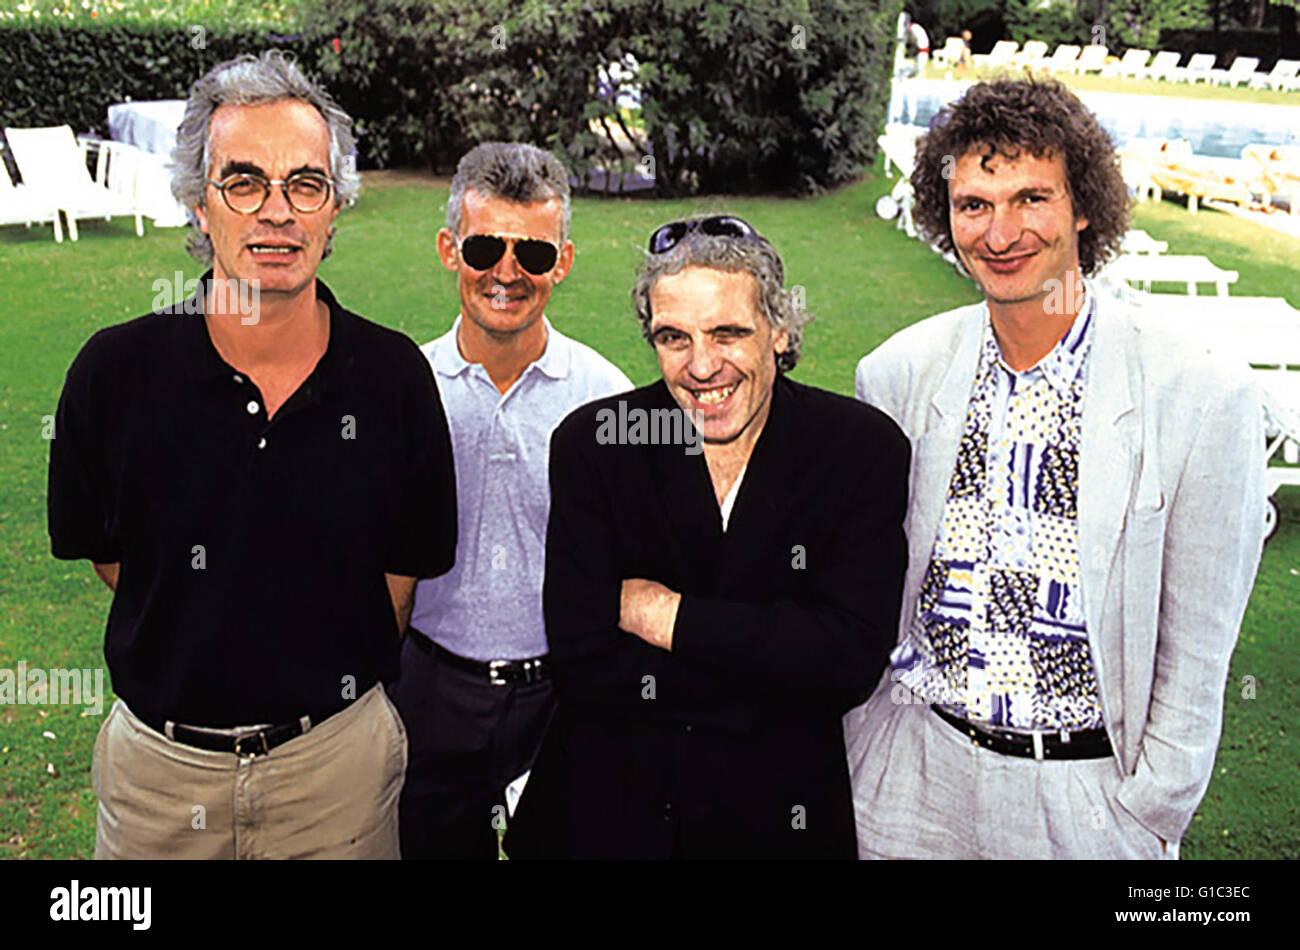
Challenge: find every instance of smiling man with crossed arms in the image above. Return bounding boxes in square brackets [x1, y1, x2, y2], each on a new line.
[507, 215, 910, 859]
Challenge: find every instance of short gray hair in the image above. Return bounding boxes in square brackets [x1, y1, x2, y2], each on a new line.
[632, 223, 812, 373]
[446, 142, 571, 242]
[171, 50, 361, 263]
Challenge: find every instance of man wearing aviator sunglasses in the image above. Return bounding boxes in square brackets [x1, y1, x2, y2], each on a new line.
[393, 143, 630, 860]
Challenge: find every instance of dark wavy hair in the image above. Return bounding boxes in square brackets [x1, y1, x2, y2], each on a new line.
[910, 78, 1128, 276]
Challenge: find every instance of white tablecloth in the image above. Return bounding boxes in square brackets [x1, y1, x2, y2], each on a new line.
[107, 100, 187, 156]
[106, 100, 189, 226]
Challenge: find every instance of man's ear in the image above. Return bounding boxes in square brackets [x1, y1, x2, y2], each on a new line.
[552, 239, 575, 284]
[436, 228, 460, 271]
[773, 326, 790, 355]
[1075, 214, 1090, 233]
[194, 202, 209, 236]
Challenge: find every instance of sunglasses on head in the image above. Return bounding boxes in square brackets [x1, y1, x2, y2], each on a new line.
[647, 215, 760, 254]
[458, 234, 559, 275]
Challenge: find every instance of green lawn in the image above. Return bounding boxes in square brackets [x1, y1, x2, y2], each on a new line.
[1, 161, 1296, 858]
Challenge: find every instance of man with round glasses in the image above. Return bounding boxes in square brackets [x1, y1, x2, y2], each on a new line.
[506, 215, 910, 859]
[47, 51, 458, 858]
[392, 142, 630, 859]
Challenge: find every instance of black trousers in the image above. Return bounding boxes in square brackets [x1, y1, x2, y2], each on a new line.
[390, 634, 555, 860]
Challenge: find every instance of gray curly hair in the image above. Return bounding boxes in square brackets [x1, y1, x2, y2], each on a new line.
[171, 50, 361, 264]
[631, 221, 812, 373]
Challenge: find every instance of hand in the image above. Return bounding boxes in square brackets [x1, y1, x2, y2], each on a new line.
[619, 579, 681, 651]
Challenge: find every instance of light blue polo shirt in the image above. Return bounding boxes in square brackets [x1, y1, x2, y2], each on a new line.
[410, 316, 632, 661]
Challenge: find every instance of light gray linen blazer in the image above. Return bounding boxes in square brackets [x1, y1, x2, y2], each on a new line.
[846, 287, 1267, 844]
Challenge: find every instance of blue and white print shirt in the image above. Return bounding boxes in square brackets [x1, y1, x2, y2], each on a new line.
[892, 296, 1105, 731]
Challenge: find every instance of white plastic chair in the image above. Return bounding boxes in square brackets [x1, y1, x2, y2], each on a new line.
[1044, 44, 1082, 73]
[1176, 53, 1217, 83]
[878, 123, 925, 178]
[1249, 59, 1300, 91]
[4, 125, 143, 241]
[935, 36, 967, 68]
[1075, 44, 1109, 74]
[1143, 51, 1183, 82]
[1102, 49, 1150, 79]
[0, 157, 64, 242]
[1211, 56, 1261, 87]
[1012, 40, 1049, 70]
[973, 40, 1018, 69]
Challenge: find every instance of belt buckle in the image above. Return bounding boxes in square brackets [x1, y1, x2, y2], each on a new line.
[233, 730, 270, 758]
[488, 659, 509, 687]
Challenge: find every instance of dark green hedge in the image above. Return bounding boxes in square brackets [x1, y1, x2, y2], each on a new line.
[1, 0, 900, 196]
[0, 22, 314, 136]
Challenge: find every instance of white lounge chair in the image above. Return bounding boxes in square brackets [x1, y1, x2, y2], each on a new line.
[973, 40, 1018, 70]
[4, 125, 143, 241]
[1211, 56, 1261, 87]
[1186, 52, 1221, 83]
[935, 35, 969, 68]
[1075, 44, 1109, 74]
[1142, 50, 1183, 82]
[1242, 144, 1300, 216]
[87, 138, 187, 228]
[1102, 48, 1150, 79]
[1044, 44, 1082, 73]
[1175, 52, 1217, 83]
[877, 123, 925, 179]
[1012, 40, 1049, 71]
[0, 157, 65, 242]
[1249, 58, 1300, 91]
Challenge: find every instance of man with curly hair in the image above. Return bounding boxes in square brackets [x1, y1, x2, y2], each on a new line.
[844, 79, 1266, 859]
[507, 216, 910, 858]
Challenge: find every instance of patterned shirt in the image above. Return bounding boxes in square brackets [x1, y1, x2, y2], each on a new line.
[892, 296, 1105, 730]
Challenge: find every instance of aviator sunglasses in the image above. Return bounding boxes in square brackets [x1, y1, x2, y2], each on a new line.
[458, 234, 560, 275]
[647, 215, 760, 254]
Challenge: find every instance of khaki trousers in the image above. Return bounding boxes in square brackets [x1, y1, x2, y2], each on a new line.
[92, 683, 407, 859]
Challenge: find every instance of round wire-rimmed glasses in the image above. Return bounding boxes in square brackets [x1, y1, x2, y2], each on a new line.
[205, 172, 334, 214]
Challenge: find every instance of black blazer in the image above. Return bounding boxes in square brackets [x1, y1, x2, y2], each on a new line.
[506, 375, 910, 859]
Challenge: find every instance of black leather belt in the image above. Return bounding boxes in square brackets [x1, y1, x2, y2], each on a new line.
[137, 710, 310, 758]
[931, 705, 1112, 760]
[410, 631, 549, 686]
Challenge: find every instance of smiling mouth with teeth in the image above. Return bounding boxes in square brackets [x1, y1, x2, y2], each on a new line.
[249, 245, 300, 255]
[691, 383, 738, 406]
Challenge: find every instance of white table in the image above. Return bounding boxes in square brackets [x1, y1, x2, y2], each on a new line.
[1103, 254, 1239, 296]
[107, 100, 187, 155]
[105, 100, 188, 227]
[1119, 229, 1168, 255]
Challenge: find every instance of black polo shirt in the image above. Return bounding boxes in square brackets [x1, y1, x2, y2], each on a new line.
[48, 277, 457, 727]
